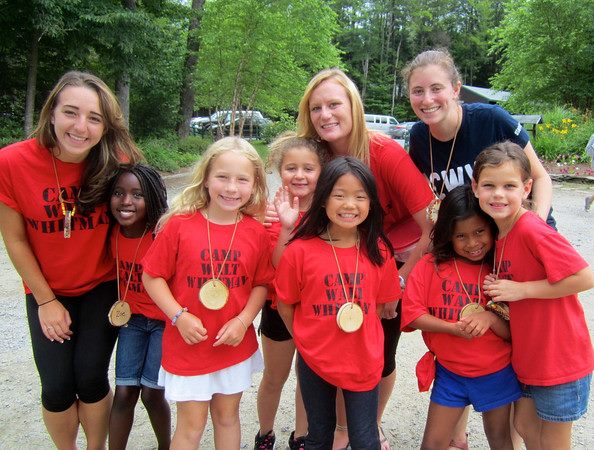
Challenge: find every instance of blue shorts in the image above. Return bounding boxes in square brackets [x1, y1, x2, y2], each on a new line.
[431, 362, 521, 412]
[115, 314, 165, 390]
[521, 373, 592, 422]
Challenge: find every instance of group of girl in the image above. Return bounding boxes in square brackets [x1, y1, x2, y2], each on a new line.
[0, 49, 592, 450]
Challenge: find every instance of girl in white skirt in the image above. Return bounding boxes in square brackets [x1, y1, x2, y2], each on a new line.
[142, 137, 274, 449]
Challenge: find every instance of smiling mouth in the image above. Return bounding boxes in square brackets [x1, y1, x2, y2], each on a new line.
[67, 133, 88, 142]
[421, 106, 439, 113]
[321, 122, 338, 129]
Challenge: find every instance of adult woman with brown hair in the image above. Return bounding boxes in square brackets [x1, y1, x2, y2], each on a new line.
[0, 71, 143, 449]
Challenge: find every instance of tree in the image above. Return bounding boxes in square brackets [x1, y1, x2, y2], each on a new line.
[491, 0, 594, 110]
[194, 0, 340, 135]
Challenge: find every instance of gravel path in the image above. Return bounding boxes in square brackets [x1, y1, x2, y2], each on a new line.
[0, 177, 592, 449]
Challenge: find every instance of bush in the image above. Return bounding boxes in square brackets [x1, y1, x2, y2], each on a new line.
[139, 135, 213, 172]
[261, 116, 296, 143]
[533, 106, 594, 163]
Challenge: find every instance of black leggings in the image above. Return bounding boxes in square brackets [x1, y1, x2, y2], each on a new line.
[27, 280, 119, 412]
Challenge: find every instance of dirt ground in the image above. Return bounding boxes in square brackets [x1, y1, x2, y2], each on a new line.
[0, 176, 592, 450]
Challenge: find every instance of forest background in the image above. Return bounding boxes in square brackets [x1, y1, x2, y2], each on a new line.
[1, 0, 593, 171]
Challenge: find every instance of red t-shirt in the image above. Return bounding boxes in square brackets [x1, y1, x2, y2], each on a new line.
[401, 254, 511, 378]
[497, 211, 594, 386]
[369, 134, 434, 252]
[110, 228, 166, 321]
[142, 212, 274, 376]
[275, 237, 400, 391]
[0, 139, 113, 296]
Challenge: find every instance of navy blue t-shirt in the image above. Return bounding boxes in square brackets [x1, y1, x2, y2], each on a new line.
[409, 103, 529, 197]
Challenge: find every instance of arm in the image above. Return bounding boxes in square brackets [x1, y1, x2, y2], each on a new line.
[142, 271, 207, 344]
[409, 313, 472, 339]
[0, 202, 71, 342]
[524, 141, 553, 221]
[483, 267, 594, 302]
[214, 285, 267, 347]
[277, 301, 295, 336]
[457, 311, 510, 341]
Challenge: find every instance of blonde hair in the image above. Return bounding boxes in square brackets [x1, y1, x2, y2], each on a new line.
[265, 131, 329, 173]
[296, 68, 370, 164]
[33, 71, 143, 209]
[401, 49, 462, 95]
[158, 137, 267, 228]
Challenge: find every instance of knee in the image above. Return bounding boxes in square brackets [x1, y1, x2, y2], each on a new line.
[140, 387, 167, 409]
[211, 408, 239, 428]
[112, 386, 140, 412]
[261, 369, 290, 391]
[76, 373, 111, 404]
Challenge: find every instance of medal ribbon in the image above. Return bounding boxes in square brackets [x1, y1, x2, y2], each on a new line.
[205, 211, 240, 284]
[116, 225, 149, 303]
[326, 228, 360, 306]
[428, 105, 461, 200]
[453, 258, 484, 307]
[50, 151, 77, 238]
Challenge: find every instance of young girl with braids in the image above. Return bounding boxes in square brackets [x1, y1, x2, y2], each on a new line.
[107, 164, 170, 450]
[142, 137, 274, 449]
[401, 184, 520, 449]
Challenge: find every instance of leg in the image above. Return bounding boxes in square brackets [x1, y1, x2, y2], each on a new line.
[294, 370, 308, 438]
[333, 390, 349, 450]
[211, 392, 243, 450]
[109, 386, 141, 450]
[27, 295, 79, 449]
[482, 404, 514, 450]
[378, 313, 401, 450]
[540, 421, 573, 450]
[172, 401, 209, 449]
[343, 385, 380, 450]
[79, 394, 113, 450]
[297, 354, 336, 450]
[42, 405, 80, 450]
[74, 282, 119, 450]
[141, 387, 171, 450]
[448, 406, 469, 449]
[421, 402, 465, 450]
[256, 335, 295, 435]
[513, 398, 542, 450]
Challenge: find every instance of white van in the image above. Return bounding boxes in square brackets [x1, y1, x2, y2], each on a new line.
[364, 114, 399, 138]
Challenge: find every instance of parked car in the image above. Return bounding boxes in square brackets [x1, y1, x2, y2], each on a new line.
[204, 110, 271, 139]
[364, 114, 399, 138]
[394, 121, 417, 139]
[190, 111, 229, 135]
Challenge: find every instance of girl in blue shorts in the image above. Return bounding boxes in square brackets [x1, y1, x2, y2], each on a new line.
[107, 164, 171, 450]
[401, 184, 521, 449]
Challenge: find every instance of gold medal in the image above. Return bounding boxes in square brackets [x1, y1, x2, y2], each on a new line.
[486, 300, 510, 321]
[108, 300, 131, 326]
[426, 198, 441, 223]
[336, 302, 364, 333]
[199, 279, 229, 310]
[459, 302, 485, 318]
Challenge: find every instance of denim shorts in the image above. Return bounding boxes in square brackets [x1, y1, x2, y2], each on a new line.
[115, 314, 165, 389]
[521, 373, 592, 422]
[431, 362, 521, 412]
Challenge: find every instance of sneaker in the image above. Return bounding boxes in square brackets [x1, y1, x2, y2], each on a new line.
[254, 430, 275, 450]
[288, 431, 305, 450]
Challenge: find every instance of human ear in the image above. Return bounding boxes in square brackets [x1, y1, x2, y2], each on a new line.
[471, 179, 479, 197]
[523, 178, 533, 199]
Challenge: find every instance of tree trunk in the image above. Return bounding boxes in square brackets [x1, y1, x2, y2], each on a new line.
[116, 73, 130, 127]
[361, 55, 369, 102]
[24, 31, 40, 137]
[177, 0, 206, 138]
[390, 34, 402, 116]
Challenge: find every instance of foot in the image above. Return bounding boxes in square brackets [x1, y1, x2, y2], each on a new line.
[254, 430, 275, 450]
[333, 425, 349, 450]
[288, 431, 305, 450]
[379, 426, 390, 450]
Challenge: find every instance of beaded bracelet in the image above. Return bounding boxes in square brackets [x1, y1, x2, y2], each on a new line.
[171, 307, 188, 326]
[38, 297, 57, 307]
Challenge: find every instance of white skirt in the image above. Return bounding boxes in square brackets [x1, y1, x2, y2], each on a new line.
[158, 350, 263, 402]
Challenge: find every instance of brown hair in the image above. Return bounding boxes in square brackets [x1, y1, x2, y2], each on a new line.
[33, 71, 143, 210]
[401, 49, 462, 94]
[296, 68, 371, 164]
[265, 131, 329, 173]
[473, 141, 532, 184]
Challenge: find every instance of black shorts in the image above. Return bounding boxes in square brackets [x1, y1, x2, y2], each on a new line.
[259, 300, 293, 342]
[381, 303, 402, 377]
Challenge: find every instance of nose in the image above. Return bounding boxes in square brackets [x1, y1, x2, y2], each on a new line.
[121, 193, 133, 205]
[295, 168, 305, 178]
[320, 106, 332, 119]
[226, 179, 238, 192]
[73, 115, 87, 131]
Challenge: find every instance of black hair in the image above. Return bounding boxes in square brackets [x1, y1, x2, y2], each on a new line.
[290, 156, 392, 266]
[106, 163, 168, 231]
[431, 184, 497, 265]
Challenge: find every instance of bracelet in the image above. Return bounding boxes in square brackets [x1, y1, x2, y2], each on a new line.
[171, 307, 188, 326]
[336, 424, 348, 432]
[235, 316, 248, 330]
[38, 297, 57, 307]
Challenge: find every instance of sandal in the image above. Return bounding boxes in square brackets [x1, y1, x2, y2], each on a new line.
[448, 432, 469, 450]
